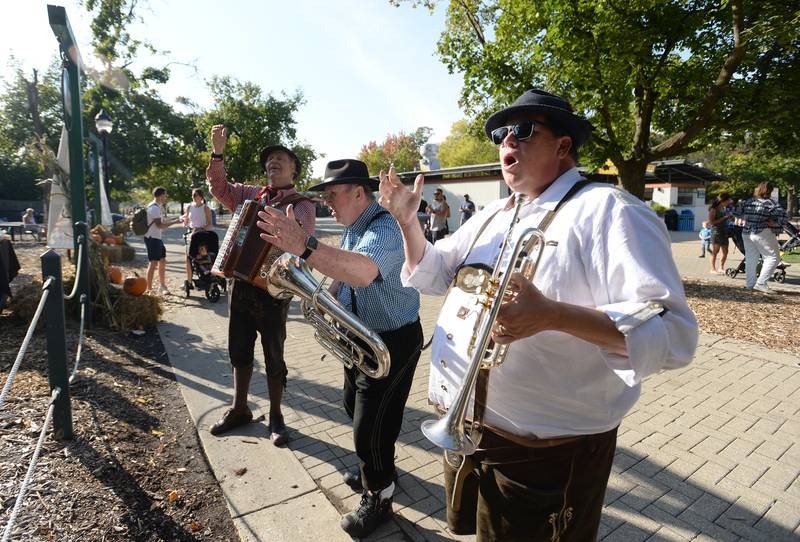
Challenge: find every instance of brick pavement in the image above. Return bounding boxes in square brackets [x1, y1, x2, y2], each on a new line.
[151, 225, 800, 541]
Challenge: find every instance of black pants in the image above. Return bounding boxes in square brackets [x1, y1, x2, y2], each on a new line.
[444, 426, 618, 542]
[228, 280, 290, 383]
[343, 319, 423, 491]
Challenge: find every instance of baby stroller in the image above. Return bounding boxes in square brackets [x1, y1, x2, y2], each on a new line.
[726, 222, 798, 283]
[183, 230, 226, 301]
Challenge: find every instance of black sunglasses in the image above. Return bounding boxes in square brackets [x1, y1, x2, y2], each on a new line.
[490, 120, 549, 145]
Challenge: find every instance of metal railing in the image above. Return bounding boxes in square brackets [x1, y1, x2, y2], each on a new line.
[0, 224, 90, 540]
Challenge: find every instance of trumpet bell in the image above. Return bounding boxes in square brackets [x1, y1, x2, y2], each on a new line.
[421, 418, 476, 456]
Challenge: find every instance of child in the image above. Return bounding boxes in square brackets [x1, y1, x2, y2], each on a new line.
[698, 221, 712, 258]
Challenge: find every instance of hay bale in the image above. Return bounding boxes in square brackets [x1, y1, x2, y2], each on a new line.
[112, 291, 162, 330]
[99, 245, 123, 263]
[119, 244, 135, 261]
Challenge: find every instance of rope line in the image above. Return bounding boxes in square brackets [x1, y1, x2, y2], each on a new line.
[0, 278, 54, 411]
[63, 235, 85, 301]
[0, 388, 60, 542]
[68, 295, 88, 384]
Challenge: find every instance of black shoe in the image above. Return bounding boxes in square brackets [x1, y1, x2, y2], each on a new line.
[342, 469, 398, 492]
[340, 491, 393, 538]
[210, 407, 252, 436]
[269, 413, 289, 446]
[698, 254, 705, 258]
[184, 279, 195, 290]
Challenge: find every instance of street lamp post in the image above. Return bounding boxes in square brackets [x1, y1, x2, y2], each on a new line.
[94, 109, 113, 216]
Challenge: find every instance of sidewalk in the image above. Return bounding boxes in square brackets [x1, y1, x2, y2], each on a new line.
[145, 227, 800, 541]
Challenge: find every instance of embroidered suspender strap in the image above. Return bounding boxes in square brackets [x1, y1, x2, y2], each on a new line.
[349, 210, 389, 317]
[470, 179, 592, 441]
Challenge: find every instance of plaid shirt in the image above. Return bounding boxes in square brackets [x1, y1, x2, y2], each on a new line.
[336, 202, 420, 333]
[734, 197, 788, 235]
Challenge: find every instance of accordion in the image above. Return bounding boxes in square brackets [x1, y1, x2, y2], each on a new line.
[211, 193, 309, 290]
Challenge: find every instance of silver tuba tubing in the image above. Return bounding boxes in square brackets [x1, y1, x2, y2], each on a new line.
[266, 253, 392, 379]
[421, 194, 546, 455]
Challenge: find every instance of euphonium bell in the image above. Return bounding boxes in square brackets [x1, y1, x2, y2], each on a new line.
[266, 253, 391, 379]
[421, 193, 546, 455]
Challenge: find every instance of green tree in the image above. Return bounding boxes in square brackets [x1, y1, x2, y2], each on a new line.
[194, 76, 317, 186]
[0, 60, 63, 199]
[437, 119, 498, 167]
[695, 128, 800, 216]
[358, 127, 432, 175]
[395, 0, 800, 198]
[79, 0, 201, 205]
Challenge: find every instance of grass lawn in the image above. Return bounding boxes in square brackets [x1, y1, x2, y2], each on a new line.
[782, 250, 800, 263]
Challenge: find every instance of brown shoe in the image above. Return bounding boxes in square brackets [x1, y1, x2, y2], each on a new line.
[210, 407, 253, 436]
[269, 413, 289, 446]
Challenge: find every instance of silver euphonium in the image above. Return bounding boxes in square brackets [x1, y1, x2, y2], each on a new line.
[421, 193, 546, 455]
[266, 253, 391, 379]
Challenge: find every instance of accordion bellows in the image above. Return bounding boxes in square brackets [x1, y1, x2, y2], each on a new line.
[211, 200, 275, 289]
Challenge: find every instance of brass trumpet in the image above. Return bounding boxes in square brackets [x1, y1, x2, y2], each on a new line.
[266, 253, 391, 379]
[421, 193, 546, 455]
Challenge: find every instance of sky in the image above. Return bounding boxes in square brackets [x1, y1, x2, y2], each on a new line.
[1, 0, 467, 178]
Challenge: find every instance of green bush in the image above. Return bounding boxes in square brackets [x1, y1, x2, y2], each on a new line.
[650, 202, 667, 216]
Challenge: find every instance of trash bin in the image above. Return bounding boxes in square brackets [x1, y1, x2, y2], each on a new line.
[664, 209, 678, 231]
[678, 209, 694, 231]
[211, 209, 217, 226]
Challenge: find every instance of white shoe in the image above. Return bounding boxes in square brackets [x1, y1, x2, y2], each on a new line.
[753, 284, 775, 295]
[159, 285, 171, 295]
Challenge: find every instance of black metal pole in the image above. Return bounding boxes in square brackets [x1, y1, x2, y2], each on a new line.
[41, 250, 73, 440]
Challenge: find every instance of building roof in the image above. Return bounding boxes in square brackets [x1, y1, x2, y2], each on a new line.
[646, 159, 724, 184]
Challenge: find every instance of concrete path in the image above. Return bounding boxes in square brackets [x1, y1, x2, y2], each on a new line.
[134, 224, 799, 541]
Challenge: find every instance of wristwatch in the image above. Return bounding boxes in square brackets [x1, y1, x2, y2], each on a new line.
[210, 152, 224, 160]
[300, 235, 318, 260]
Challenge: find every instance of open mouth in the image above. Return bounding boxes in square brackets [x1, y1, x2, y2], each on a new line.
[502, 153, 518, 168]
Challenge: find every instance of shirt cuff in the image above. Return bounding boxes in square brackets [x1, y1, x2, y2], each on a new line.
[596, 301, 668, 387]
[401, 242, 450, 294]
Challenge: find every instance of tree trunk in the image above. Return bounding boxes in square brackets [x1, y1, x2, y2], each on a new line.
[616, 159, 649, 200]
[787, 185, 798, 218]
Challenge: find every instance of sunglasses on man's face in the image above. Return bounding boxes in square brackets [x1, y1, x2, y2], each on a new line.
[490, 120, 549, 145]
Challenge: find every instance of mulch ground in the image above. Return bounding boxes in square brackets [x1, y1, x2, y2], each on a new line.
[1, 240, 798, 541]
[683, 279, 800, 354]
[1, 242, 238, 541]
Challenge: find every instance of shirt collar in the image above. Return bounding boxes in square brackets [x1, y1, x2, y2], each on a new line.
[346, 201, 383, 235]
[530, 167, 583, 211]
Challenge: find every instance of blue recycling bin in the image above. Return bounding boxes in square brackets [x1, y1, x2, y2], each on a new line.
[678, 209, 694, 231]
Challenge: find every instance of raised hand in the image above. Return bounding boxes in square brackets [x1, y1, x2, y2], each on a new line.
[378, 166, 424, 228]
[256, 204, 306, 256]
[211, 125, 228, 154]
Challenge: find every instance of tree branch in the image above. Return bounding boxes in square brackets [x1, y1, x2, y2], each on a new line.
[650, 0, 746, 159]
[456, 0, 485, 46]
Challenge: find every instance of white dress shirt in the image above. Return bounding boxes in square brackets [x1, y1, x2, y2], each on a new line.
[402, 167, 698, 439]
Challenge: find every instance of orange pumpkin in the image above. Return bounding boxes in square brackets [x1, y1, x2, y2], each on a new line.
[108, 266, 123, 285]
[103, 236, 118, 245]
[123, 274, 147, 296]
[90, 233, 102, 243]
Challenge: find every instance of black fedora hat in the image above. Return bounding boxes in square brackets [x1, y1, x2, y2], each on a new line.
[259, 145, 303, 179]
[484, 89, 593, 149]
[307, 159, 380, 192]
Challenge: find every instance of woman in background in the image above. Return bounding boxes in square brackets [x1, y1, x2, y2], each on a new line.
[182, 189, 213, 291]
[707, 193, 733, 274]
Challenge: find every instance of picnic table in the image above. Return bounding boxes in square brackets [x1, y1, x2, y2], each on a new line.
[0, 222, 44, 242]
